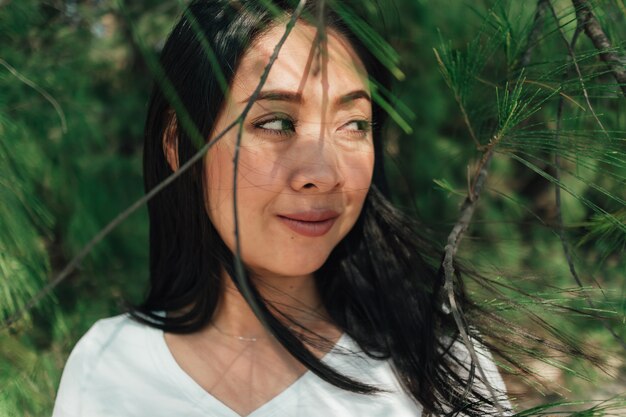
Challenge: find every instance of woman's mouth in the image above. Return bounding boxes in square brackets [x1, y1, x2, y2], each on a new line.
[277, 211, 339, 237]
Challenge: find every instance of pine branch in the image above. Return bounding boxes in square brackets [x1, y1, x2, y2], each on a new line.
[440, 3, 556, 413]
[571, 0, 626, 97]
[443, 151, 506, 415]
[0, 58, 67, 133]
[552, 15, 626, 352]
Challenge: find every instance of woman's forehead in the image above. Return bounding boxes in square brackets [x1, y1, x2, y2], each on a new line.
[230, 21, 369, 102]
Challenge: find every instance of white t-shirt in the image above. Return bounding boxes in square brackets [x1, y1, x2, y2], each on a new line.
[52, 314, 509, 417]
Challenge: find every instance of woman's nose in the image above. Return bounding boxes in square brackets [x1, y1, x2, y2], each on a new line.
[287, 134, 345, 193]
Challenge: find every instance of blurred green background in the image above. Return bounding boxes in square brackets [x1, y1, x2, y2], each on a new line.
[1, 0, 625, 415]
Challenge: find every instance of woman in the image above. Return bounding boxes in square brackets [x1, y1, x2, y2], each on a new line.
[53, 1, 510, 416]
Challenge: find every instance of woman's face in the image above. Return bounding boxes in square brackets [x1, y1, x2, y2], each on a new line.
[205, 21, 374, 278]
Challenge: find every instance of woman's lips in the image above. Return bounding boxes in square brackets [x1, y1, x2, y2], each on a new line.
[277, 211, 339, 237]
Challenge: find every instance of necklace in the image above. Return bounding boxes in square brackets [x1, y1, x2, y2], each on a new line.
[211, 322, 306, 343]
[212, 323, 264, 342]
[210, 303, 327, 343]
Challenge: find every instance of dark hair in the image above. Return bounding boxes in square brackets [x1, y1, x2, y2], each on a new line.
[132, 0, 505, 415]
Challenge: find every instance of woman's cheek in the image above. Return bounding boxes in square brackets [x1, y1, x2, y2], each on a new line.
[341, 146, 375, 193]
[204, 143, 234, 213]
[234, 140, 283, 186]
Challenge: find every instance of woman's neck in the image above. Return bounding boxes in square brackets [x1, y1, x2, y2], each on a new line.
[209, 270, 329, 340]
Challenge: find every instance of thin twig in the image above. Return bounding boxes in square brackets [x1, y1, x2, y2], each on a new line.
[231, 0, 307, 328]
[460, 100, 482, 149]
[476, 75, 586, 110]
[0, 58, 67, 133]
[523, 79, 585, 110]
[571, 0, 626, 97]
[470, 130, 506, 198]
[547, 2, 609, 137]
[519, 0, 550, 70]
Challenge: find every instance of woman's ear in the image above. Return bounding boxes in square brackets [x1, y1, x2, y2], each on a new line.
[162, 110, 180, 171]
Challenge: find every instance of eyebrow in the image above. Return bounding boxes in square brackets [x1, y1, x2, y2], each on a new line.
[242, 89, 371, 107]
[337, 90, 371, 105]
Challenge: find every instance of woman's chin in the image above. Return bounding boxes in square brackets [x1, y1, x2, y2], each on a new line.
[247, 256, 329, 280]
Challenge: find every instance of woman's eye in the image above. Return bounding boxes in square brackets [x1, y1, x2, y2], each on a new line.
[253, 117, 296, 136]
[341, 120, 372, 137]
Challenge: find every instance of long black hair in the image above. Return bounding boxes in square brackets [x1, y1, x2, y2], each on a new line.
[132, 0, 507, 415]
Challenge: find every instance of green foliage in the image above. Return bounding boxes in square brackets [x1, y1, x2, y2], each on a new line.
[390, 0, 626, 410]
[1, 1, 150, 414]
[0, 0, 625, 415]
[0, 122, 53, 323]
[330, 0, 405, 80]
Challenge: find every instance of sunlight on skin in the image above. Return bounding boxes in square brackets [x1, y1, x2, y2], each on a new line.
[206, 21, 374, 289]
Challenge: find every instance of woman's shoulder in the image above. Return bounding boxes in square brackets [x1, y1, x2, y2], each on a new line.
[58, 313, 157, 383]
[53, 313, 166, 416]
[87, 312, 151, 337]
[71, 313, 150, 356]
